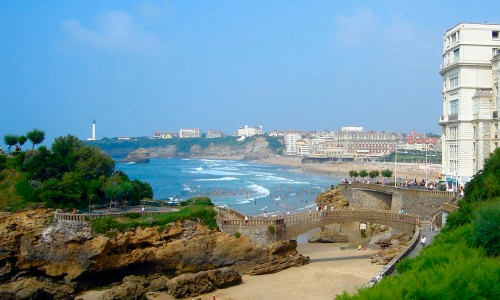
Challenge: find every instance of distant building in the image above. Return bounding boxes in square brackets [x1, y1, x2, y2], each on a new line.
[118, 137, 131, 141]
[152, 132, 178, 139]
[236, 125, 263, 138]
[206, 129, 225, 138]
[284, 131, 303, 155]
[179, 128, 201, 138]
[400, 130, 439, 151]
[439, 23, 500, 187]
[306, 128, 401, 158]
[268, 130, 284, 137]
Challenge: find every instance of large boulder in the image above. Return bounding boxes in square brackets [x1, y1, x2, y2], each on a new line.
[166, 267, 242, 298]
[308, 230, 348, 243]
[98, 276, 148, 300]
[166, 272, 214, 298]
[207, 267, 242, 288]
[0, 277, 73, 300]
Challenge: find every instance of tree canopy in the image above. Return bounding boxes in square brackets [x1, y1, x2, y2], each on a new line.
[1, 133, 152, 210]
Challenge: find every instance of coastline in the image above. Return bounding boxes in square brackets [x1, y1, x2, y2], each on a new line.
[254, 156, 440, 182]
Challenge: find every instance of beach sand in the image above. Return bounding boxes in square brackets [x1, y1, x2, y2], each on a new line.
[78, 241, 382, 300]
[256, 156, 440, 182]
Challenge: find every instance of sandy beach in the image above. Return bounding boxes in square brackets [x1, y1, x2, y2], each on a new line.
[256, 156, 440, 182]
[79, 241, 382, 300]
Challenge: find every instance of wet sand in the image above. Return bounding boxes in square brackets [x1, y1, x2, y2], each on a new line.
[78, 242, 382, 300]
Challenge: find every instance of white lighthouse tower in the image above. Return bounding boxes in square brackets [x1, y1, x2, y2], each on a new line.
[87, 120, 96, 141]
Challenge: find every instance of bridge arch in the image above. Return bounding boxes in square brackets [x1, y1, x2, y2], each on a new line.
[284, 210, 418, 240]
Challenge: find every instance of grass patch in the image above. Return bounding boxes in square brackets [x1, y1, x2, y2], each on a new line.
[90, 197, 218, 235]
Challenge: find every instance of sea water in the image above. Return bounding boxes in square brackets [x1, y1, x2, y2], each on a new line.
[117, 158, 340, 216]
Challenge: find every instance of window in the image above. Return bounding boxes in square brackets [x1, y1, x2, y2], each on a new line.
[453, 48, 460, 61]
[493, 48, 500, 56]
[450, 99, 459, 120]
[493, 31, 499, 39]
[449, 76, 459, 88]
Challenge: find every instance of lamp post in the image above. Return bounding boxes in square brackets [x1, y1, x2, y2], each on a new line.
[394, 143, 397, 187]
[425, 144, 428, 183]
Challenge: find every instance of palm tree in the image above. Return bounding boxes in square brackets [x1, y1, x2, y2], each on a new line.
[26, 129, 45, 150]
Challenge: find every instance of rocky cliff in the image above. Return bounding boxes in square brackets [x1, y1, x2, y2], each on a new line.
[0, 209, 308, 299]
[315, 187, 350, 209]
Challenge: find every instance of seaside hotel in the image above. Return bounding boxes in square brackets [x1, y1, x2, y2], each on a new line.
[439, 23, 500, 188]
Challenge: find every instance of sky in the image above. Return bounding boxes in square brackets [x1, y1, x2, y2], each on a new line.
[1, 0, 499, 146]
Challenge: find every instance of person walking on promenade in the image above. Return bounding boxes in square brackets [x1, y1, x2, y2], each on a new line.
[420, 235, 427, 247]
[244, 215, 249, 224]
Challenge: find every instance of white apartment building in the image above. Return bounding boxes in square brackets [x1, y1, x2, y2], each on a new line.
[179, 128, 201, 138]
[284, 132, 302, 155]
[236, 125, 263, 138]
[439, 23, 500, 188]
[152, 132, 177, 139]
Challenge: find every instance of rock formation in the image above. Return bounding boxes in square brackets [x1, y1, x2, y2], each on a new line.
[315, 187, 349, 209]
[0, 208, 308, 299]
[120, 148, 150, 163]
[308, 230, 348, 243]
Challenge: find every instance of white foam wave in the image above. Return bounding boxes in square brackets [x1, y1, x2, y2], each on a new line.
[273, 196, 281, 201]
[194, 177, 239, 182]
[187, 169, 244, 176]
[245, 183, 270, 201]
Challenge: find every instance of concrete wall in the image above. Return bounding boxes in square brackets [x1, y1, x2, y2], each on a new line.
[338, 184, 455, 220]
[220, 222, 286, 246]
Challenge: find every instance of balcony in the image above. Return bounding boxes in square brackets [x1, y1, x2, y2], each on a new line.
[438, 115, 446, 125]
[448, 113, 458, 121]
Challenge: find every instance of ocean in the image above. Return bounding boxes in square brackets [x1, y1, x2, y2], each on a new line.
[116, 158, 340, 216]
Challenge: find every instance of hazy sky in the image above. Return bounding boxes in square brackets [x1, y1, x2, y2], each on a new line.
[1, 1, 499, 145]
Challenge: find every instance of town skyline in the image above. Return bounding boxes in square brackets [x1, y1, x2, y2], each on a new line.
[1, 1, 499, 145]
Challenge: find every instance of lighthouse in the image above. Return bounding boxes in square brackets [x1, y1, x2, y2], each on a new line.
[87, 120, 96, 141]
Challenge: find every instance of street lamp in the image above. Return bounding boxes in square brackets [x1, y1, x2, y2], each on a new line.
[425, 144, 428, 183]
[394, 143, 397, 187]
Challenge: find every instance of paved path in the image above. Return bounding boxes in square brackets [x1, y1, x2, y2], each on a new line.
[407, 223, 440, 259]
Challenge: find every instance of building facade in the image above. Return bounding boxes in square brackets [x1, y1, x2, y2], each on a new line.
[152, 132, 177, 139]
[179, 128, 201, 138]
[236, 125, 263, 138]
[439, 23, 500, 188]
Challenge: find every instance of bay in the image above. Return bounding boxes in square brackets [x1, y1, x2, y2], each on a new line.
[116, 158, 340, 216]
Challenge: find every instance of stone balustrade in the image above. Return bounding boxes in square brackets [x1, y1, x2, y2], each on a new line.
[53, 210, 169, 222]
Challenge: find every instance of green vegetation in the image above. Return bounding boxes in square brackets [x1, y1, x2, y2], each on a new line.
[91, 198, 218, 234]
[380, 169, 392, 179]
[0, 132, 153, 211]
[382, 150, 441, 164]
[336, 148, 500, 300]
[87, 135, 284, 158]
[234, 232, 241, 238]
[268, 224, 276, 234]
[358, 170, 368, 180]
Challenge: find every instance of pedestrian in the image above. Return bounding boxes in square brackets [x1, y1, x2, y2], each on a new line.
[244, 214, 248, 224]
[420, 235, 427, 247]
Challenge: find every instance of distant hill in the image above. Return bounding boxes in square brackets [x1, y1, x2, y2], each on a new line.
[86, 136, 284, 160]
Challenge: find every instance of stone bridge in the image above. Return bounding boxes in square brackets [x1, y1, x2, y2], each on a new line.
[217, 208, 419, 245]
[338, 183, 456, 220]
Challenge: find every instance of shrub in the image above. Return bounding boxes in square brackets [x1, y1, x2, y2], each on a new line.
[268, 225, 276, 234]
[234, 232, 241, 238]
[471, 198, 500, 256]
[124, 212, 141, 219]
